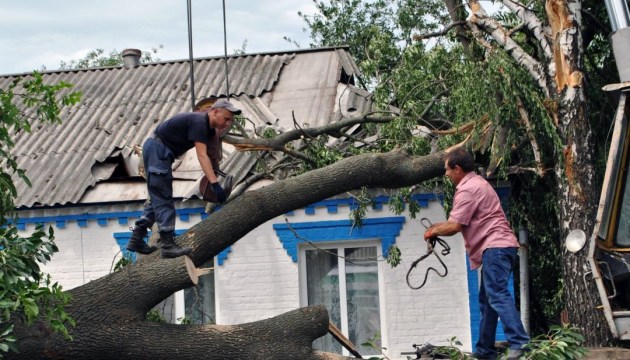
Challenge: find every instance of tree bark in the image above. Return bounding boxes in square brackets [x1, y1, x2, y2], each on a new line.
[468, 0, 616, 345]
[547, 0, 614, 346]
[9, 149, 446, 359]
[13, 305, 357, 360]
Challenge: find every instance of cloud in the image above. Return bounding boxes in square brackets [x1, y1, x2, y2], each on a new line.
[0, 0, 317, 74]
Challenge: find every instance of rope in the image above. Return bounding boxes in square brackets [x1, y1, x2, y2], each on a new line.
[406, 235, 451, 290]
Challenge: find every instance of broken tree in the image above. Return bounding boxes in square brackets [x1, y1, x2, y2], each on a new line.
[8, 149, 445, 359]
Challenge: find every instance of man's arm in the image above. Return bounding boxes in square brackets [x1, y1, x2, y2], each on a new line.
[194, 141, 218, 183]
[424, 220, 462, 240]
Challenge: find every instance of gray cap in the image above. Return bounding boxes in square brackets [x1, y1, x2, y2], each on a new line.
[212, 99, 242, 115]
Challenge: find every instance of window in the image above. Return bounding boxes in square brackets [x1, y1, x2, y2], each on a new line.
[300, 242, 382, 356]
[184, 260, 216, 324]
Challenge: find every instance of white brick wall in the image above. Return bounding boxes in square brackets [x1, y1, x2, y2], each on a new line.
[215, 202, 473, 358]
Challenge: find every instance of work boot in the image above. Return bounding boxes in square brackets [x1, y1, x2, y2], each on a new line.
[126, 226, 158, 254]
[159, 232, 192, 258]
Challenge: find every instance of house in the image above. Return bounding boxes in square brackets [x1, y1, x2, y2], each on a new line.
[2, 47, 514, 358]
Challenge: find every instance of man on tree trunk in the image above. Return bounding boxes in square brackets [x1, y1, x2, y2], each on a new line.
[126, 99, 241, 258]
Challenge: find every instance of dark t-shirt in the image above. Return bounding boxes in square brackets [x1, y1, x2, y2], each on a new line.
[154, 112, 215, 157]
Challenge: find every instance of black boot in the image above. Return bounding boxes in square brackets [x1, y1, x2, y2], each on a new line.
[126, 226, 158, 254]
[159, 232, 192, 258]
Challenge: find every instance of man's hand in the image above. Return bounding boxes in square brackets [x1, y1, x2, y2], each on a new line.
[423, 228, 434, 240]
[212, 182, 227, 203]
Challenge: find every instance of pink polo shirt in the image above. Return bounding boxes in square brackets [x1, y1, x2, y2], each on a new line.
[448, 172, 519, 269]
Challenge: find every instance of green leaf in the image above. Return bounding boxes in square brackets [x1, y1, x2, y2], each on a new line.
[0, 324, 13, 337]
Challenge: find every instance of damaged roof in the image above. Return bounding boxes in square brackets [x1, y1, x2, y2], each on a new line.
[1, 46, 371, 208]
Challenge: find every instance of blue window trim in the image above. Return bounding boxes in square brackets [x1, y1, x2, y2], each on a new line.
[272, 216, 406, 262]
[114, 229, 232, 265]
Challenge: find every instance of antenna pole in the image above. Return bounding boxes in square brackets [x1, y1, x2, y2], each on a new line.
[222, 0, 230, 98]
[187, 0, 196, 110]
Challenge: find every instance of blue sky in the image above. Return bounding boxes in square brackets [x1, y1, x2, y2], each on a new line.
[0, 0, 316, 74]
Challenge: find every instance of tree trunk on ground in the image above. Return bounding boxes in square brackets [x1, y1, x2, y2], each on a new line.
[9, 149, 446, 359]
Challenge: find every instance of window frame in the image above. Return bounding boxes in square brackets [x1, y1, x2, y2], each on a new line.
[298, 239, 387, 357]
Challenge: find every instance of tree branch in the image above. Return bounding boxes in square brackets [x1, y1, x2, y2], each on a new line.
[468, 0, 550, 96]
[516, 96, 546, 176]
[225, 114, 398, 153]
[412, 20, 468, 41]
[502, 0, 553, 60]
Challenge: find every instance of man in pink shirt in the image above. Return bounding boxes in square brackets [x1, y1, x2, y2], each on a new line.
[423, 147, 529, 360]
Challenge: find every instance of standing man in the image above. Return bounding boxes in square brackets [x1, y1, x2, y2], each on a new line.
[126, 99, 241, 258]
[423, 147, 529, 360]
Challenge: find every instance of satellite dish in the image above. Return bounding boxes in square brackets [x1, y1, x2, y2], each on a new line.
[565, 229, 587, 253]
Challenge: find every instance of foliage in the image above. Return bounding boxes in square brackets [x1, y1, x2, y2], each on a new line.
[0, 72, 80, 357]
[388, 187, 421, 219]
[362, 331, 389, 360]
[509, 174, 564, 332]
[58, 46, 163, 70]
[297, 0, 617, 340]
[385, 244, 401, 268]
[386, 327, 585, 360]
[349, 187, 373, 228]
[146, 309, 167, 323]
[112, 254, 133, 273]
[524, 324, 587, 360]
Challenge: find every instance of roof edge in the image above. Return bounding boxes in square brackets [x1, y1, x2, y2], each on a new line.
[1, 46, 353, 78]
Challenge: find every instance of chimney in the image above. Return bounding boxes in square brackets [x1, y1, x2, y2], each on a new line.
[122, 48, 142, 69]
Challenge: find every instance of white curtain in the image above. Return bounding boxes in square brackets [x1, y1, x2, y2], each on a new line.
[306, 245, 381, 355]
[345, 247, 381, 355]
[307, 248, 342, 353]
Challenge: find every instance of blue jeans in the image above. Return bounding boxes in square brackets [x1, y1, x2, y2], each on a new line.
[476, 247, 529, 358]
[135, 137, 176, 233]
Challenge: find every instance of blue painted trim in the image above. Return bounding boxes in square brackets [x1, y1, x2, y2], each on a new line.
[272, 216, 405, 262]
[296, 194, 441, 217]
[113, 229, 231, 266]
[113, 232, 138, 262]
[15, 207, 209, 230]
[14, 187, 509, 229]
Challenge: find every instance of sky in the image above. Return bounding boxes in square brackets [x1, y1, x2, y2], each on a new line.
[0, 0, 317, 74]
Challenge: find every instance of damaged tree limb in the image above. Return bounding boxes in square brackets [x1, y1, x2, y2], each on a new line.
[9, 149, 446, 359]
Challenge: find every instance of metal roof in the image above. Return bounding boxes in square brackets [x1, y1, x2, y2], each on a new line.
[2, 47, 370, 208]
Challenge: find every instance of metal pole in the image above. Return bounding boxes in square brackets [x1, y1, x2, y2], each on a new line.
[605, 0, 630, 32]
[222, 0, 230, 98]
[518, 225, 530, 335]
[187, 0, 196, 110]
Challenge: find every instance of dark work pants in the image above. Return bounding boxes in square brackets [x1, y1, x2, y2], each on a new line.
[135, 137, 176, 234]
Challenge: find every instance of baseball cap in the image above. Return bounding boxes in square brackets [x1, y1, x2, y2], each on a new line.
[212, 99, 242, 115]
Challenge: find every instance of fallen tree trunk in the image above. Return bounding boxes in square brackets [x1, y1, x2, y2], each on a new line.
[9, 149, 446, 359]
[14, 306, 355, 360]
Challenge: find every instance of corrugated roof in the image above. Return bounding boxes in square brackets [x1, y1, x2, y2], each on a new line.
[2, 47, 371, 208]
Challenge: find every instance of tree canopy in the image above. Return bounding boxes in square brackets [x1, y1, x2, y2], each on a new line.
[295, 0, 618, 341]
